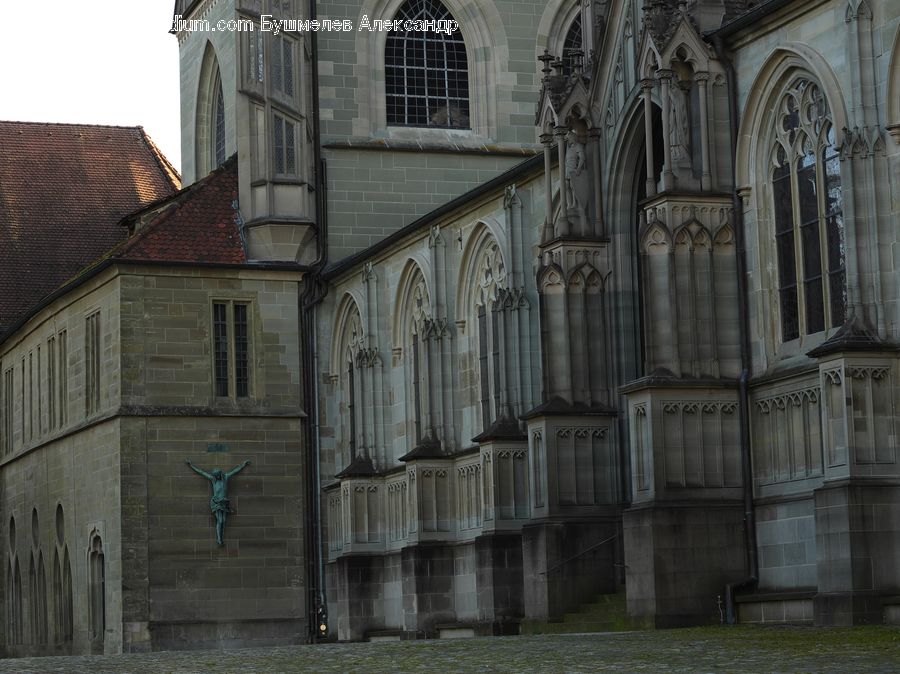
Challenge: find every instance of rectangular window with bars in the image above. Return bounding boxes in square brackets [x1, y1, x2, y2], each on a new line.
[270, 35, 295, 98]
[85, 313, 101, 416]
[273, 113, 297, 176]
[212, 301, 252, 399]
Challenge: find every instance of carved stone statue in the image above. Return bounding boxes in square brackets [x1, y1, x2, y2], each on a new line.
[565, 135, 586, 210]
[186, 459, 250, 546]
[668, 82, 691, 162]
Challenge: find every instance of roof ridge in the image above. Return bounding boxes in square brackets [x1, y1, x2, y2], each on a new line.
[138, 126, 183, 190]
[0, 119, 146, 131]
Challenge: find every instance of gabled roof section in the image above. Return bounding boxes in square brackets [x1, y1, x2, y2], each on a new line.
[112, 156, 246, 265]
[0, 121, 181, 331]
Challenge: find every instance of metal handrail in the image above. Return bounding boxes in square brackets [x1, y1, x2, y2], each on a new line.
[538, 532, 619, 576]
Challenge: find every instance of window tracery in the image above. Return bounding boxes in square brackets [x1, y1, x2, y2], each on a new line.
[473, 240, 507, 432]
[562, 14, 583, 74]
[770, 78, 846, 341]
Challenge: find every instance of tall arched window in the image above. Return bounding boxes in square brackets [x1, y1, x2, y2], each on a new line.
[195, 43, 227, 177]
[770, 78, 846, 341]
[473, 240, 506, 432]
[561, 14, 583, 74]
[385, 0, 469, 128]
[213, 74, 226, 168]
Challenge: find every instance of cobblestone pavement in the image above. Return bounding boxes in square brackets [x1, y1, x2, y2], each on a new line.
[2, 626, 899, 673]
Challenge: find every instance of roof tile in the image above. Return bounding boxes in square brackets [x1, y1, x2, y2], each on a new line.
[0, 121, 181, 330]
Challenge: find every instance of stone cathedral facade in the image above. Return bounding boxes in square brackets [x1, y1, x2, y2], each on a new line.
[1, 0, 899, 657]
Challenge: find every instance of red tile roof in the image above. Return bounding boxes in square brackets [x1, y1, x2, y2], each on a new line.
[112, 156, 246, 265]
[0, 121, 181, 330]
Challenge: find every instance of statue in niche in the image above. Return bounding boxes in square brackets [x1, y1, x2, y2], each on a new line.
[186, 459, 251, 546]
[668, 81, 691, 162]
[565, 134, 586, 210]
[565, 133, 592, 232]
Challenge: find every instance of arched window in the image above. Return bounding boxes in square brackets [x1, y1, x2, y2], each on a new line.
[770, 78, 846, 341]
[473, 240, 506, 432]
[88, 531, 105, 647]
[385, 0, 469, 128]
[561, 14, 583, 74]
[408, 279, 431, 442]
[213, 74, 226, 168]
[341, 309, 364, 465]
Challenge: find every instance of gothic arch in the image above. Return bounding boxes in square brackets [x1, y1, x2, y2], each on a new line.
[353, 0, 507, 139]
[330, 292, 367, 378]
[888, 26, 900, 141]
[536, 0, 584, 62]
[391, 258, 433, 351]
[195, 41, 225, 178]
[537, 263, 567, 294]
[735, 44, 849, 191]
[455, 222, 508, 325]
[605, 95, 649, 212]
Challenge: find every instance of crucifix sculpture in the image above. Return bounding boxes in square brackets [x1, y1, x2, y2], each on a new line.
[185, 459, 250, 546]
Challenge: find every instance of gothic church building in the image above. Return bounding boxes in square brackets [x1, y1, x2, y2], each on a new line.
[0, 0, 899, 655]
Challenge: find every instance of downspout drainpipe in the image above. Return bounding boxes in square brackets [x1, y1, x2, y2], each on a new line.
[712, 35, 758, 624]
[302, 0, 329, 643]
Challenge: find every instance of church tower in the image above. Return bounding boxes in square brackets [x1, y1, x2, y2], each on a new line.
[173, 0, 319, 264]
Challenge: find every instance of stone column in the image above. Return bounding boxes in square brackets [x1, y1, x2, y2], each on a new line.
[695, 72, 712, 191]
[657, 70, 675, 191]
[555, 126, 571, 237]
[641, 79, 656, 197]
[589, 127, 604, 237]
[541, 133, 554, 241]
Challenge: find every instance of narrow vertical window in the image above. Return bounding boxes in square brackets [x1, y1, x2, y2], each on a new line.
[412, 331, 422, 443]
[36, 345, 42, 435]
[213, 303, 229, 397]
[213, 301, 252, 399]
[773, 152, 798, 341]
[250, 30, 264, 83]
[477, 305, 490, 431]
[823, 130, 846, 327]
[27, 353, 33, 440]
[58, 330, 68, 426]
[47, 337, 56, 430]
[234, 303, 249, 398]
[490, 302, 501, 416]
[85, 313, 101, 415]
[88, 533, 105, 646]
[272, 35, 295, 98]
[272, 114, 297, 176]
[347, 359, 357, 453]
[797, 150, 824, 334]
[1, 369, 13, 454]
[214, 76, 226, 168]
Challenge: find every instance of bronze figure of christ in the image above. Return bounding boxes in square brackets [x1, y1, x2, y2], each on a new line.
[185, 459, 250, 546]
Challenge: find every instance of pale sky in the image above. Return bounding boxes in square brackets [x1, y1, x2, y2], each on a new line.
[2, 3, 183, 171]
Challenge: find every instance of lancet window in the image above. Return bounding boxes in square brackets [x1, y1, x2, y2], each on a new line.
[770, 78, 846, 340]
